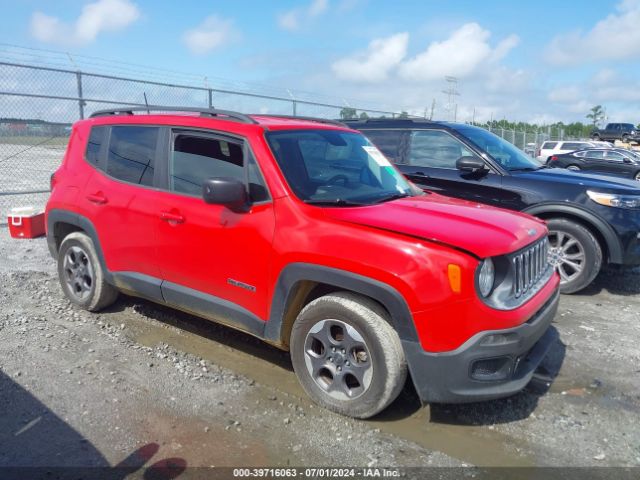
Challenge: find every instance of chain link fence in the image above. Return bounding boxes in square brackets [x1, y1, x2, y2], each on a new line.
[0, 61, 568, 221]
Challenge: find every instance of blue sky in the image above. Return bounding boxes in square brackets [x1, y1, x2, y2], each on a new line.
[1, 0, 639, 123]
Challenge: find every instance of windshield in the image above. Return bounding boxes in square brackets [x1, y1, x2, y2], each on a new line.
[266, 129, 413, 205]
[451, 125, 541, 171]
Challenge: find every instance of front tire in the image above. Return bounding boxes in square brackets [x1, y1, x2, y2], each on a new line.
[57, 232, 118, 311]
[290, 292, 407, 419]
[546, 218, 602, 294]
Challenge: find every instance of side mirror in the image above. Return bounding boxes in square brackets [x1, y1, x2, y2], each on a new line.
[623, 157, 633, 164]
[202, 177, 248, 211]
[456, 156, 487, 174]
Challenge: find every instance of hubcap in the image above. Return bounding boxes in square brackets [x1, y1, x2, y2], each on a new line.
[567, 166, 580, 171]
[635, 173, 640, 181]
[303, 319, 373, 401]
[63, 246, 94, 301]
[548, 230, 585, 284]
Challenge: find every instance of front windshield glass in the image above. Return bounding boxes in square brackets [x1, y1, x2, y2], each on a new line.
[266, 129, 413, 205]
[452, 125, 541, 171]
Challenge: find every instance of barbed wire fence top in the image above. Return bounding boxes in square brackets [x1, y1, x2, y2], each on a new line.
[0, 48, 566, 221]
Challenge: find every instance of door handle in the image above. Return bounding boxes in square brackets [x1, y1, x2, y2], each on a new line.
[160, 211, 185, 224]
[411, 171, 430, 178]
[86, 193, 108, 205]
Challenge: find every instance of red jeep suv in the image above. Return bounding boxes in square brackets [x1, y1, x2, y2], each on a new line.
[46, 107, 560, 418]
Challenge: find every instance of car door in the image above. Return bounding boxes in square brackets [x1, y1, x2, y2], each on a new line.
[81, 124, 163, 280]
[395, 129, 508, 207]
[154, 128, 275, 321]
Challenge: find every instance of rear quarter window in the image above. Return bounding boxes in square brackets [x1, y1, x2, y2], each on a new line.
[541, 142, 557, 149]
[85, 126, 107, 166]
[561, 142, 587, 150]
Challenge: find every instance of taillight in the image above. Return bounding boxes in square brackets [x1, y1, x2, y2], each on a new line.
[50, 173, 57, 191]
[549, 156, 558, 162]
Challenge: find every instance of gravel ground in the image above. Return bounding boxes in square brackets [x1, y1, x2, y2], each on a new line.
[0, 227, 639, 470]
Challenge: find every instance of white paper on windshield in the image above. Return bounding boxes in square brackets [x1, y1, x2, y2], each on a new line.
[362, 145, 393, 167]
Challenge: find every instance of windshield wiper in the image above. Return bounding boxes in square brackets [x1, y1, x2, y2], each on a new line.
[370, 193, 412, 204]
[303, 199, 368, 207]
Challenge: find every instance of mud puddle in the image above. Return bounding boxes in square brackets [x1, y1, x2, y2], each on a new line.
[99, 298, 540, 467]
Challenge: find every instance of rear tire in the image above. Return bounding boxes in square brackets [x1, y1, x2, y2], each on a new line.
[57, 232, 118, 311]
[546, 218, 602, 294]
[591, 134, 600, 140]
[634, 171, 640, 181]
[290, 292, 407, 419]
[566, 165, 581, 171]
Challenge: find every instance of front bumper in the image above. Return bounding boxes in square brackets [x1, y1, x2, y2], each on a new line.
[403, 288, 559, 403]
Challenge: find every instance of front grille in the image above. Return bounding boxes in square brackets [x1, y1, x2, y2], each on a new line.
[512, 237, 550, 298]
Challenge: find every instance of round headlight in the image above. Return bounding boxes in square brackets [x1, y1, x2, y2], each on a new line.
[478, 258, 495, 297]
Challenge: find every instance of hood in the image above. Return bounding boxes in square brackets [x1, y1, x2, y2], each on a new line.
[515, 168, 640, 193]
[323, 194, 546, 258]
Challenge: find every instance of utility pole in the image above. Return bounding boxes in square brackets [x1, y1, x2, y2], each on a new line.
[442, 76, 460, 121]
[429, 98, 436, 120]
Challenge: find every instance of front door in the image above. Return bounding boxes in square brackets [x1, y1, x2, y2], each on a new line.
[154, 129, 275, 322]
[396, 129, 508, 208]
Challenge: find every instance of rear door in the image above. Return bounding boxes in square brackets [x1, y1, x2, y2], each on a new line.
[602, 150, 634, 177]
[82, 124, 163, 279]
[153, 129, 275, 321]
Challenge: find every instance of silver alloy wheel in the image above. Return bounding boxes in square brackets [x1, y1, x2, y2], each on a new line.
[567, 165, 580, 171]
[634, 172, 640, 181]
[303, 319, 373, 401]
[63, 245, 94, 301]
[548, 230, 586, 284]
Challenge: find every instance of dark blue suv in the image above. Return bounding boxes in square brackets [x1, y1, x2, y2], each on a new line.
[346, 119, 640, 294]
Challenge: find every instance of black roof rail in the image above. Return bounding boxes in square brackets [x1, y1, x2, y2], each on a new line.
[256, 114, 348, 128]
[89, 106, 258, 124]
[343, 117, 428, 123]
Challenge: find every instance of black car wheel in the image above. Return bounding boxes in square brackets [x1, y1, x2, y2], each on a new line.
[634, 171, 640, 181]
[547, 219, 602, 294]
[622, 134, 629, 143]
[566, 165, 581, 171]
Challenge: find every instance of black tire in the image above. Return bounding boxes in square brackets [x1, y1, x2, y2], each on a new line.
[591, 134, 600, 141]
[566, 164, 581, 171]
[57, 231, 118, 311]
[290, 292, 407, 419]
[634, 171, 640, 181]
[622, 134, 629, 143]
[546, 218, 602, 294]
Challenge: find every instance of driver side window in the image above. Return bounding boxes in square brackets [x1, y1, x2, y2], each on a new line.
[408, 130, 474, 169]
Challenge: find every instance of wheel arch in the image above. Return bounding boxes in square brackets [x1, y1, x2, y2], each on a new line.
[264, 263, 419, 349]
[47, 209, 112, 282]
[523, 204, 622, 264]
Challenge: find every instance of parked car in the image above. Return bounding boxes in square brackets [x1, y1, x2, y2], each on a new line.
[591, 123, 640, 143]
[536, 140, 597, 163]
[46, 107, 559, 418]
[346, 118, 640, 294]
[548, 148, 640, 180]
[589, 140, 615, 149]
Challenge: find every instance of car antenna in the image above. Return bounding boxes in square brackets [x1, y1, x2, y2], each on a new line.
[143, 92, 150, 114]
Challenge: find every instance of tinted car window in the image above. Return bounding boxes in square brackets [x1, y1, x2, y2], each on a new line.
[86, 126, 106, 166]
[170, 135, 244, 196]
[408, 130, 474, 169]
[542, 142, 557, 149]
[361, 129, 404, 162]
[605, 151, 624, 161]
[106, 126, 158, 186]
[561, 142, 587, 150]
[585, 150, 605, 159]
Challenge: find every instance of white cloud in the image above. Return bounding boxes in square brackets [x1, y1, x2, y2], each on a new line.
[547, 0, 640, 64]
[399, 23, 519, 81]
[183, 15, 238, 55]
[30, 0, 140, 46]
[547, 85, 582, 104]
[331, 32, 409, 83]
[278, 0, 329, 31]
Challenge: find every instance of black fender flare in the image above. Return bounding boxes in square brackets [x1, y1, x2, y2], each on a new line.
[264, 263, 419, 345]
[523, 203, 622, 263]
[46, 209, 114, 282]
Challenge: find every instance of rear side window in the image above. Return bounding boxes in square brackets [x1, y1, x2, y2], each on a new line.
[541, 142, 557, 149]
[170, 134, 269, 202]
[561, 142, 586, 151]
[106, 126, 159, 186]
[86, 126, 106, 165]
[361, 129, 404, 162]
[585, 150, 605, 159]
